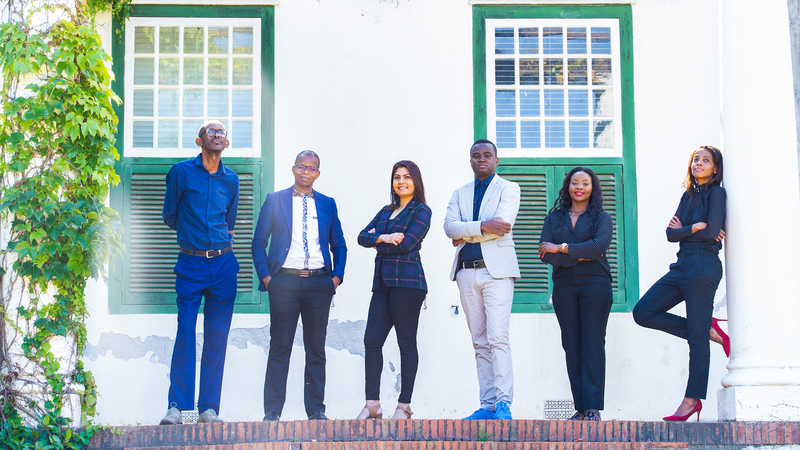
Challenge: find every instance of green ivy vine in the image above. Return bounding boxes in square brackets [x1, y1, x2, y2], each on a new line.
[0, 0, 129, 448]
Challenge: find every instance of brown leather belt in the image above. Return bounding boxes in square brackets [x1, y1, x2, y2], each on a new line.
[461, 260, 487, 269]
[283, 268, 327, 277]
[181, 246, 232, 259]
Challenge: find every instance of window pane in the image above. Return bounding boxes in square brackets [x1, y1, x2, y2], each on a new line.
[495, 59, 515, 85]
[545, 121, 565, 147]
[496, 121, 516, 148]
[495, 28, 514, 54]
[519, 59, 539, 85]
[543, 27, 562, 54]
[568, 90, 588, 117]
[569, 121, 590, 148]
[158, 121, 179, 148]
[495, 90, 516, 117]
[184, 27, 204, 54]
[132, 121, 153, 147]
[567, 28, 587, 54]
[592, 89, 613, 116]
[133, 89, 153, 116]
[233, 59, 253, 85]
[208, 90, 228, 116]
[158, 89, 179, 116]
[208, 58, 228, 85]
[184, 58, 203, 85]
[159, 27, 179, 53]
[520, 121, 541, 148]
[591, 28, 612, 54]
[233, 27, 253, 54]
[133, 58, 154, 84]
[183, 90, 203, 117]
[134, 27, 154, 53]
[519, 28, 538, 54]
[232, 90, 253, 117]
[543, 59, 563, 85]
[159, 58, 178, 85]
[520, 90, 540, 117]
[594, 120, 614, 148]
[232, 121, 252, 148]
[592, 58, 612, 85]
[208, 27, 229, 53]
[568, 58, 587, 85]
[544, 90, 564, 117]
[183, 120, 203, 148]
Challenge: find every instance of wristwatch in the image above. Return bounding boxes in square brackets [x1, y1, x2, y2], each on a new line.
[561, 243, 568, 253]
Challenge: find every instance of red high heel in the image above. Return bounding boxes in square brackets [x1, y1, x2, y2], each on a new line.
[711, 318, 730, 358]
[663, 399, 702, 422]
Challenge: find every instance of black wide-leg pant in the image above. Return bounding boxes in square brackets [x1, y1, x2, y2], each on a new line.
[633, 250, 723, 400]
[552, 267, 613, 412]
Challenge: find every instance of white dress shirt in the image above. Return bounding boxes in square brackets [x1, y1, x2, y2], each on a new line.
[283, 194, 325, 270]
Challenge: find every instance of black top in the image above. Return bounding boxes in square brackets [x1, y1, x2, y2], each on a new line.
[539, 208, 613, 279]
[666, 184, 726, 255]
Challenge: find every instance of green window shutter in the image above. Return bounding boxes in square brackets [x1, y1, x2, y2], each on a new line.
[113, 160, 264, 314]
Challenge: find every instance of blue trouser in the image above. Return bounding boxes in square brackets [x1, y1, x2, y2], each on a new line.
[633, 249, 722, 400]
[168, 251, 239, 414]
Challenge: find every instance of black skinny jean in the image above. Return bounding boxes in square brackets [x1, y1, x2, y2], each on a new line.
[552, 264, 613, 411]
[633, 249, 723, 400]
[364, 281, 426, 404]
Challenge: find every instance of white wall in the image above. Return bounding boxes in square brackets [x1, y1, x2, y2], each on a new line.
[85, 0, 732, 425]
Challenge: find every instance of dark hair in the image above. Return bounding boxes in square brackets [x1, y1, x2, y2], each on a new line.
[551, 167, 604, 213]
[389, 160, 427, 210]
[683, 145, 723, 194]
[295, 150, 320, 167]
[470, 139, 498, 157]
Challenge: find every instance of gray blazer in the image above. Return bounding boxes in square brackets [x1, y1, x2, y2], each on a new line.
[444, 174, 521, 281]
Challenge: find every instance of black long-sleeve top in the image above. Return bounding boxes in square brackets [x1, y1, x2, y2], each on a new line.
[666, 184, 726, 255]
[539, 208, 613, 280]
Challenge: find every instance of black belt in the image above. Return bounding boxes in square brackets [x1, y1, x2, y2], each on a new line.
[461, 260, 487, 269]
[283, 268, 328, 277]
[181, 246, 232, 259]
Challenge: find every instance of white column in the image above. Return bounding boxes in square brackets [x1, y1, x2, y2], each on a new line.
[718, 0, 800, 421]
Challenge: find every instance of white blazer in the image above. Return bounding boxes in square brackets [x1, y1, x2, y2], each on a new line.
[444, 174, 521, 281]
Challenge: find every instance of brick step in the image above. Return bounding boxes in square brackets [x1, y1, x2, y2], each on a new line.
[122, 443, 690, 450]
[89, 419, 799, 450]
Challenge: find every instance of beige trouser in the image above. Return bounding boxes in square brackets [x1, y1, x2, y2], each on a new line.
[456, 267, 514, 409]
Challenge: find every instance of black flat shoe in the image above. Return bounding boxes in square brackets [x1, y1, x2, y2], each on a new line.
[568, 411, 586, 420]
[308, 411, 329, 420]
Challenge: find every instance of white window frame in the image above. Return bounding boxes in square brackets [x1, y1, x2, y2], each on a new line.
[486, 18, 622, 158]
[123, 17, 262, 158]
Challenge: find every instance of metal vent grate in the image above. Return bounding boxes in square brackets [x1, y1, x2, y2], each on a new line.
[544, 399, 575, 419]
[181, 403, 199, 424]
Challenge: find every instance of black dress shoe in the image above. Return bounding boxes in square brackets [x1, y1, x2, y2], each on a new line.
[307, 411, 328, 420]
[263, 412, 280, 421]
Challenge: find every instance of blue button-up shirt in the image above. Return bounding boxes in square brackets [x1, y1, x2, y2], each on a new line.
[459, 174, 494, 262]
[162, 154, 239, 251]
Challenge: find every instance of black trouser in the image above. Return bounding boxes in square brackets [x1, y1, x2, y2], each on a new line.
[552, 264, 613, 411]
[264, 269, 336, 416]
[633, 250, 723, 400]
[364, 282, 426, 404]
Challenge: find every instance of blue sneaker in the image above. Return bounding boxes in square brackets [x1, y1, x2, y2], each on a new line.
[494, 401, 512, 420]
[463, 407, 495, 420]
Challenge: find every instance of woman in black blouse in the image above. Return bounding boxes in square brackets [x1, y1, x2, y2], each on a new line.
[539, 167, 613, 421]
[355, 160, 432, 421]
[633, 145, 729, 422]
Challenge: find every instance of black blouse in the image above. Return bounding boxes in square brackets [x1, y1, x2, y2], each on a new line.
[666, 184, 726, 254]
[539, 208, 613, 278]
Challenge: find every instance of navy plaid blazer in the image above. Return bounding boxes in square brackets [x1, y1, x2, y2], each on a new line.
[357, 199, 432, 292]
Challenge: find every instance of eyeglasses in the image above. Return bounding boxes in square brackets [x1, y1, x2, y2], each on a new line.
[204, 129, 228, 138]
[294, 164, 318, 173]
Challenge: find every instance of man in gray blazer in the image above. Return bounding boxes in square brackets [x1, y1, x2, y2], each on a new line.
[444, 139, 521, 420]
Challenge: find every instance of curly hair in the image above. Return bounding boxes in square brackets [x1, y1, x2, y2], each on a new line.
[549, 167, 605, 235]
[682, 145, 723, 195]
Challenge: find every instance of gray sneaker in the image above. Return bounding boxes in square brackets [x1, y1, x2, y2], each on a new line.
[159, 407, 182, 425]
[198, 408, 223, 423]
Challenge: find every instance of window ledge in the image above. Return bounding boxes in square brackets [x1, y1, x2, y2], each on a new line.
[132, 0, 278, 4]
[471, 0, 634, 4]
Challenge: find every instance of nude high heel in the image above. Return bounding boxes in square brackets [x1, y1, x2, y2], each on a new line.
[392, 405, 413, 420]
[357, 403, 382, 419]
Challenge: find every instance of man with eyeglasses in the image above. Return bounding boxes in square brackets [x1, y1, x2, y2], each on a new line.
[159, 121, 240, 425]
[251, 150, 347, 421]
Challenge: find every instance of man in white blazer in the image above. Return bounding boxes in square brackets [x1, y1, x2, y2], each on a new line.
[444, 139, 521, 420]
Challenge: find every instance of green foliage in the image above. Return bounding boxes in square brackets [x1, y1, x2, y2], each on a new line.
[0, 0, 127, 448]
